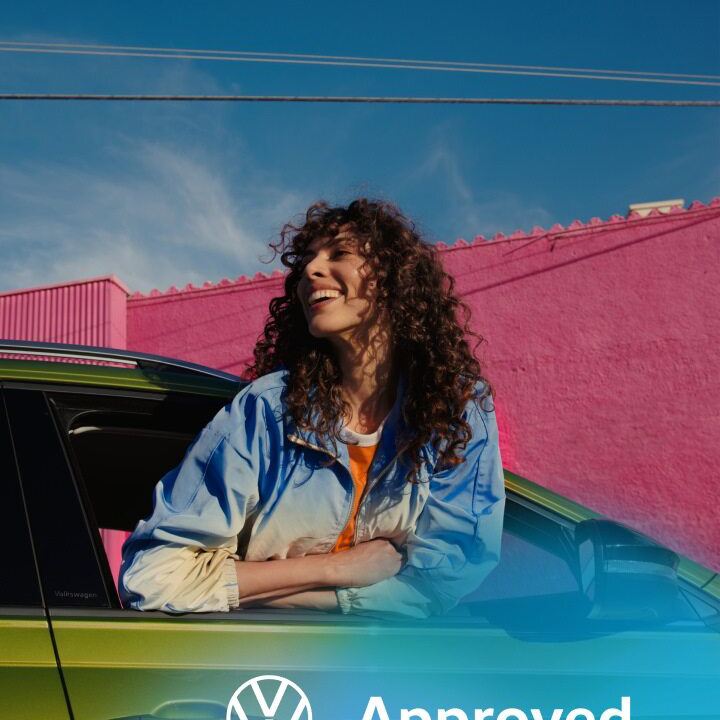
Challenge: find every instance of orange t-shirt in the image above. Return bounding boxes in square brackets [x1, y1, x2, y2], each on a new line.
[331, 442, 378, 553]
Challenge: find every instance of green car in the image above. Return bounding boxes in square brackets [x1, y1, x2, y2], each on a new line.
[1, 340, 718, 720]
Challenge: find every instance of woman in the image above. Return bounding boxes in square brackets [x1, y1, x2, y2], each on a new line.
[120, 199, 505, 618]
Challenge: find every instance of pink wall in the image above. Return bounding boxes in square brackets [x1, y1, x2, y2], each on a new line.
[127, 272, 285, 374]
[127, 200, 720, 570]
[443, 202, 720, 570]
[0, 275, 128, 348]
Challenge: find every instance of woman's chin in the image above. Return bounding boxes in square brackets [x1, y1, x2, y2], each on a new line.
[307, 321, 353, 342]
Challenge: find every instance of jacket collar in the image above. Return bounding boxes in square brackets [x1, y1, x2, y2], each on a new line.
[286, 374, 409, 475]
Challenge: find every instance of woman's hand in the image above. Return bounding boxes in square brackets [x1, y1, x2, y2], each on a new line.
[326, 538, 403, 588]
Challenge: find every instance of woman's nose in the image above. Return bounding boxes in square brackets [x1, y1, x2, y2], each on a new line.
[304, 253, 329, 278]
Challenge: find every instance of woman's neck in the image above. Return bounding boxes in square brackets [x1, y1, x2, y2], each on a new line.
[331, 328, 396, 434]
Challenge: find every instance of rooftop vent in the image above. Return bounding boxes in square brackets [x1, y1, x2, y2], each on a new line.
[627, 199, 684, 217]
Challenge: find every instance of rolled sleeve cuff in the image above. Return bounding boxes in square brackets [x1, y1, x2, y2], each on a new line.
[334, 578, 436, 618]
[335, 587, 356, 615]
[222, 556, 240, 610]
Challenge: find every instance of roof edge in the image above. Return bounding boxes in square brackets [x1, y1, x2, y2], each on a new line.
[0, 274, 131, 299]
[128, 269, 285, 302]
[130, 195, 720, 299]
[441, 195, 720, 252]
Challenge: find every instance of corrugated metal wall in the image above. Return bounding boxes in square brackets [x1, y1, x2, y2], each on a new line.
[0, 276, 128, 347]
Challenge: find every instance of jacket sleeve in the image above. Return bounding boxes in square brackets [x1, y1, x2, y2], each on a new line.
[119, 385, 273, 613]
[335, 397, 505, 619]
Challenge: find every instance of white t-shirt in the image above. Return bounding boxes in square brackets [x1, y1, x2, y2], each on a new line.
[338, 417, 387, 447]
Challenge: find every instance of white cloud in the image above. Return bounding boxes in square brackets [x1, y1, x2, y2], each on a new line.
[415, 137, 553, 240]
[0, 140, 303, 293]
[0, 34, 313, 293]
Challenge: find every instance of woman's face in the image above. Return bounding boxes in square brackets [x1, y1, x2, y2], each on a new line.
[296, 229, 380, 343]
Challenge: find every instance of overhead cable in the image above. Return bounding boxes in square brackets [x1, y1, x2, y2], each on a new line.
[1, 94, 718, 106]
[4, 41, 717, 80]
[1, 41, 719, 87]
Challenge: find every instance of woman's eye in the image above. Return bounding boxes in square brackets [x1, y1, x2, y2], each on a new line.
[333, 249, 350, 258]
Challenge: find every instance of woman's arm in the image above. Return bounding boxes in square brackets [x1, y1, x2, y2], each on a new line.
[335, 397, 505, 619]
[121, 386, 269, 613]
[241, 590, 339, 611]
[232, 538, 403, 607]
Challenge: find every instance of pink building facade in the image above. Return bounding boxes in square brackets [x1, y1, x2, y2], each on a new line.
[0, 275, 128, 347]
[3, 200, 719, 571]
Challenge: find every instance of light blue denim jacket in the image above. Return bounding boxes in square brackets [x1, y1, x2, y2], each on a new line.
[119, 370, 505, 618]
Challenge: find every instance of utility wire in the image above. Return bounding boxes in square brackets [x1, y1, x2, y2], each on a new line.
[4, 41, 718, 80]
[1, 94, 718, 106]
[1, 41, 719, 87]
[4, 40, 720, 79]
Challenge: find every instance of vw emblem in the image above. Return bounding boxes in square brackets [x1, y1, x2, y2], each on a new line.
[227, 675, 312, 720]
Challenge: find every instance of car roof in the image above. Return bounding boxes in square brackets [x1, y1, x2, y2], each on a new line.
[0, 339, 244, 397]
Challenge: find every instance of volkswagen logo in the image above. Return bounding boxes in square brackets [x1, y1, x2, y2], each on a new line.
[226, 675, 312, 720]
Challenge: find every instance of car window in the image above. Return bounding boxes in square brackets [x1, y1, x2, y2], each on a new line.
[0, 391, 43, 606]
[46, 387, 229, 591]
[457, 496, 585, 626]
[469, 525, 580, 603]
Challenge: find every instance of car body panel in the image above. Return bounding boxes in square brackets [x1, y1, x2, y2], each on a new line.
[0, 610, 70, 719]
[0, 358, 240, 398]
[49, 611, 720, 719]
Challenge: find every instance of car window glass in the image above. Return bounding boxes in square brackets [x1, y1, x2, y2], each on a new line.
[0, 391, 42, 606]
[469, 528, 580, 602]
[47, 389, 228, 594]
[455, 499, 590, 629]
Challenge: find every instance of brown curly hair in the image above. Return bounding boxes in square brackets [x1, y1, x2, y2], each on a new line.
[247, 198, 492, 480]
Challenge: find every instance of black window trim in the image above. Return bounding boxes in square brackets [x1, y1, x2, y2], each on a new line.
[4, 387, 113, 609]
[0, 387, 46, 608]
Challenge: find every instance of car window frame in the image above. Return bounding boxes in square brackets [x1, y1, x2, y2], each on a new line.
[4, 377, 601, 628]
[0, 387, 46, 608]
[4, 384, 118, 609]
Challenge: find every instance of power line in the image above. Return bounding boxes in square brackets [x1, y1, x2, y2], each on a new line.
[6, 40, 720, 79]
[1, 93, 718, 106]
[2, 41, 719, 87]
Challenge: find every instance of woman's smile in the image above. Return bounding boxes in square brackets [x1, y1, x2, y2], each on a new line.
[297, 232, 378, 340]
[309, 294, 342, 312]
[307, 287, 344, 312]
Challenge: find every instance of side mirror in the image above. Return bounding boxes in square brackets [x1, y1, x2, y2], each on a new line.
[575, 519, 681, 622]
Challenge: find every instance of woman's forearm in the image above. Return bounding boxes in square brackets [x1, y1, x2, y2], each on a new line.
[240, 589, 339, 611]
[234, 554, 335, 600]
[233, 538, 403, 605]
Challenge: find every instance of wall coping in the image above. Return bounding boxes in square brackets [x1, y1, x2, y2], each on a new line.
[124, 196, 719, 302]
[0, 274, 130, 299]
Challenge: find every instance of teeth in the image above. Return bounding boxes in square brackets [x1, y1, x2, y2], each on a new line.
[308, 289, 342, 304]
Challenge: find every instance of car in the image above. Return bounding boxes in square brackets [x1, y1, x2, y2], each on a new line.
[1, 339, 718, 720]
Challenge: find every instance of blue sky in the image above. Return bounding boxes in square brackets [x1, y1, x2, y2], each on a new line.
[1, 1, 718, 293]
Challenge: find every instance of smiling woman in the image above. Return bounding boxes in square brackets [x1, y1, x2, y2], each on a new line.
[299, 234, 375, 343]
[119, 198, 505, 618]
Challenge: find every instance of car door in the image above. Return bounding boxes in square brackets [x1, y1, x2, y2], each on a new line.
[6, 382, 720, 720]
[0, 389, 71, 719]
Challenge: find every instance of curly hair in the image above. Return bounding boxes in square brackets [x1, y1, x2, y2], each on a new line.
[247, 198, 492, 480]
